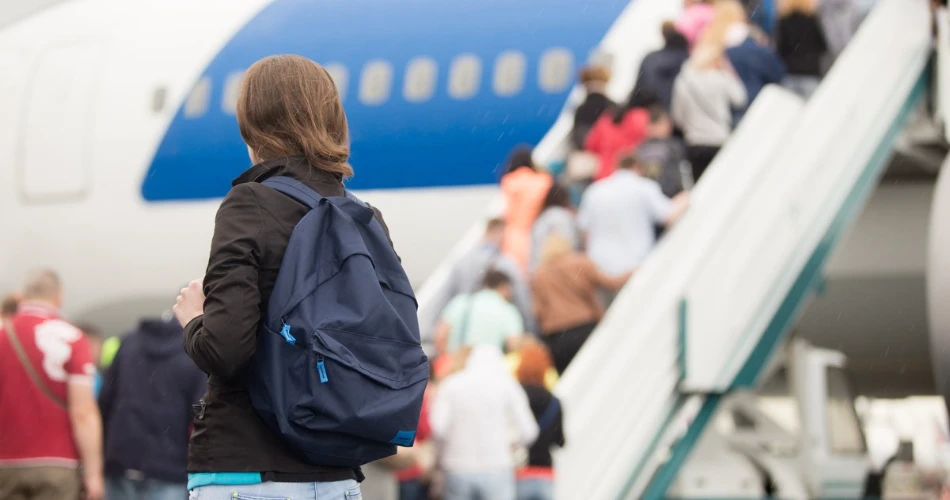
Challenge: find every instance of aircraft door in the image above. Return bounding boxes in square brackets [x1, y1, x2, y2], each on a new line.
[17, 41, 105, 203]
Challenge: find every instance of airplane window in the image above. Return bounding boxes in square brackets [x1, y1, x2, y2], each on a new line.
[448, 54, 481, 100]
[539, 48, 574, 93]
[359, 60, 393, 106]
[493, 50, 526, 97]
[403, 57, 437, 103]
[221, 71, 245, 115]
[324, 63, 348, 101]
[151, 87, 167, 113]
[184, 76, 210, 118]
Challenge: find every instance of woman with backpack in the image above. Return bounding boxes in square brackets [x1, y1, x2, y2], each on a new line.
[173, 55, 426, 500]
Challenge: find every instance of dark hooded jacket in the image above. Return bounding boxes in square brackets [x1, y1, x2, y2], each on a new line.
[99, 318, 206, 483]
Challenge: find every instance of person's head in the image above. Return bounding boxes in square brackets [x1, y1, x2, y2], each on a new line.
[540, 183, 573, 214]
[539, 234, 574, 266]
[661, 21, 689, 49]
[75, 322, 104, 368]
[484, 217, 507, 246]
[647, 105, 673, 138]
[617, 150, 645, 175]
[482, 268, 514, 301]
[1, 294, 19, 320]
[579, 65, 611, 93]
[516, 340, 554, 386]
[779, 0, 816, 15]
[237, 54, 352, 179]
[504, 146, 537, 175]
[21, 269, 63, 308]
[697, 0, 748, 50]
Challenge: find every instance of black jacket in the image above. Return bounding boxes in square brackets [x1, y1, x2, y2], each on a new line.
[522, 384, 565, 468]
[100, 318, 206, 483]
[182, 157, 393, 481]
[776, 12, 828, 77]
[571, 92, 617, 149]
[637, 43, 689, 111]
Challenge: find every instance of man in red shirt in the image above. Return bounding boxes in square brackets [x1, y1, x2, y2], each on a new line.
[0, 270, 104, 500]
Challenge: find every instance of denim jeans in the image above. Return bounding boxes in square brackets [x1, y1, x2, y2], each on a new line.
[517, 478, 554, 500]
[188, 479, 361, 500]
[444, 470, 515, 500]
[106, 476, 186, 500]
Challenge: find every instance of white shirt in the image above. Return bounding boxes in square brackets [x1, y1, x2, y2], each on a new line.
[578, 170, 673, 276]
[430, 346, 539, 473]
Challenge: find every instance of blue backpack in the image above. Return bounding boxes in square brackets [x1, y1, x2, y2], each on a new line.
[246, 176, 429, 468]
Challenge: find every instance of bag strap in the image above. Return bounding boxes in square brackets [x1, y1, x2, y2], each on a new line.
[261, 176, 325, 209]
[536, 396, 561, 432]
[3, 320, 67, 409]
[262, 176, 376, 225]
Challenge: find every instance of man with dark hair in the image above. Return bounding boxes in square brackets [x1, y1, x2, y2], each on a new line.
[435, 218, 535, 334]
[434, 268, 525, 358]
[635, 21, 690, 111]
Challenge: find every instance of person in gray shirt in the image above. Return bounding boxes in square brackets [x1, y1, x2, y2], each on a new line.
[435, 218, 536, 335]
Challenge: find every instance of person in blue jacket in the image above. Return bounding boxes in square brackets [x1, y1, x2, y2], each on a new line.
[718, 0, 786, 121]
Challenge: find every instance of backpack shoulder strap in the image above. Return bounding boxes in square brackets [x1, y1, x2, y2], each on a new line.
[3, 320, 67, 409]
[261, 176, 324, 209]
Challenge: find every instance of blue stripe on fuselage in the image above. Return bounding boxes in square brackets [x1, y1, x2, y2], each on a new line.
[141, 0, 628, 201]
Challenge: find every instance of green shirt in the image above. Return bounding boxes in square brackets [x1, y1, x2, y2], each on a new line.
[441, 289, 524, 352]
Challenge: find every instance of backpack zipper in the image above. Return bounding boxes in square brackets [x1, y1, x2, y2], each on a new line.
[317, 356, 328, 383]
[279, 322, 296, 345]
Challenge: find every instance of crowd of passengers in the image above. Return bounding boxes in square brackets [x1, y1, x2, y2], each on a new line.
[395, 0, 873, 499]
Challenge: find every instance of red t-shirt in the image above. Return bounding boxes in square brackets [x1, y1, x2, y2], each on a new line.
[584, 108, 650, 180]
[0, 303, 95, 466]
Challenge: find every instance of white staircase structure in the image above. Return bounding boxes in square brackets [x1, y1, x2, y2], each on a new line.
[414, 0, 934, 498]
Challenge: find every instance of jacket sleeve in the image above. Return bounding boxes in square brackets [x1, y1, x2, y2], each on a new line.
[182, 184, 265, 379]
[97, 342, 123, 428]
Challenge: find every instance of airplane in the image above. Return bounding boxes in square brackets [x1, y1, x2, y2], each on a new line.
[0, 0, 630, 333]
[1, 0, 948, 407]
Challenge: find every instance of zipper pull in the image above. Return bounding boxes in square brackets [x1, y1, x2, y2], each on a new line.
[279, 323, 296, 345]
[317, 356, 328, 384]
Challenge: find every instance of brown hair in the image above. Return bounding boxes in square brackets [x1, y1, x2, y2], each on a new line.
[516, 340, 553, 386]
[779, 0, 816, 15]
[486, 217, 506, 234]
[1, 294, 18, 319]
[579, 65, 611, 85]
[237, 55, 353, 178]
